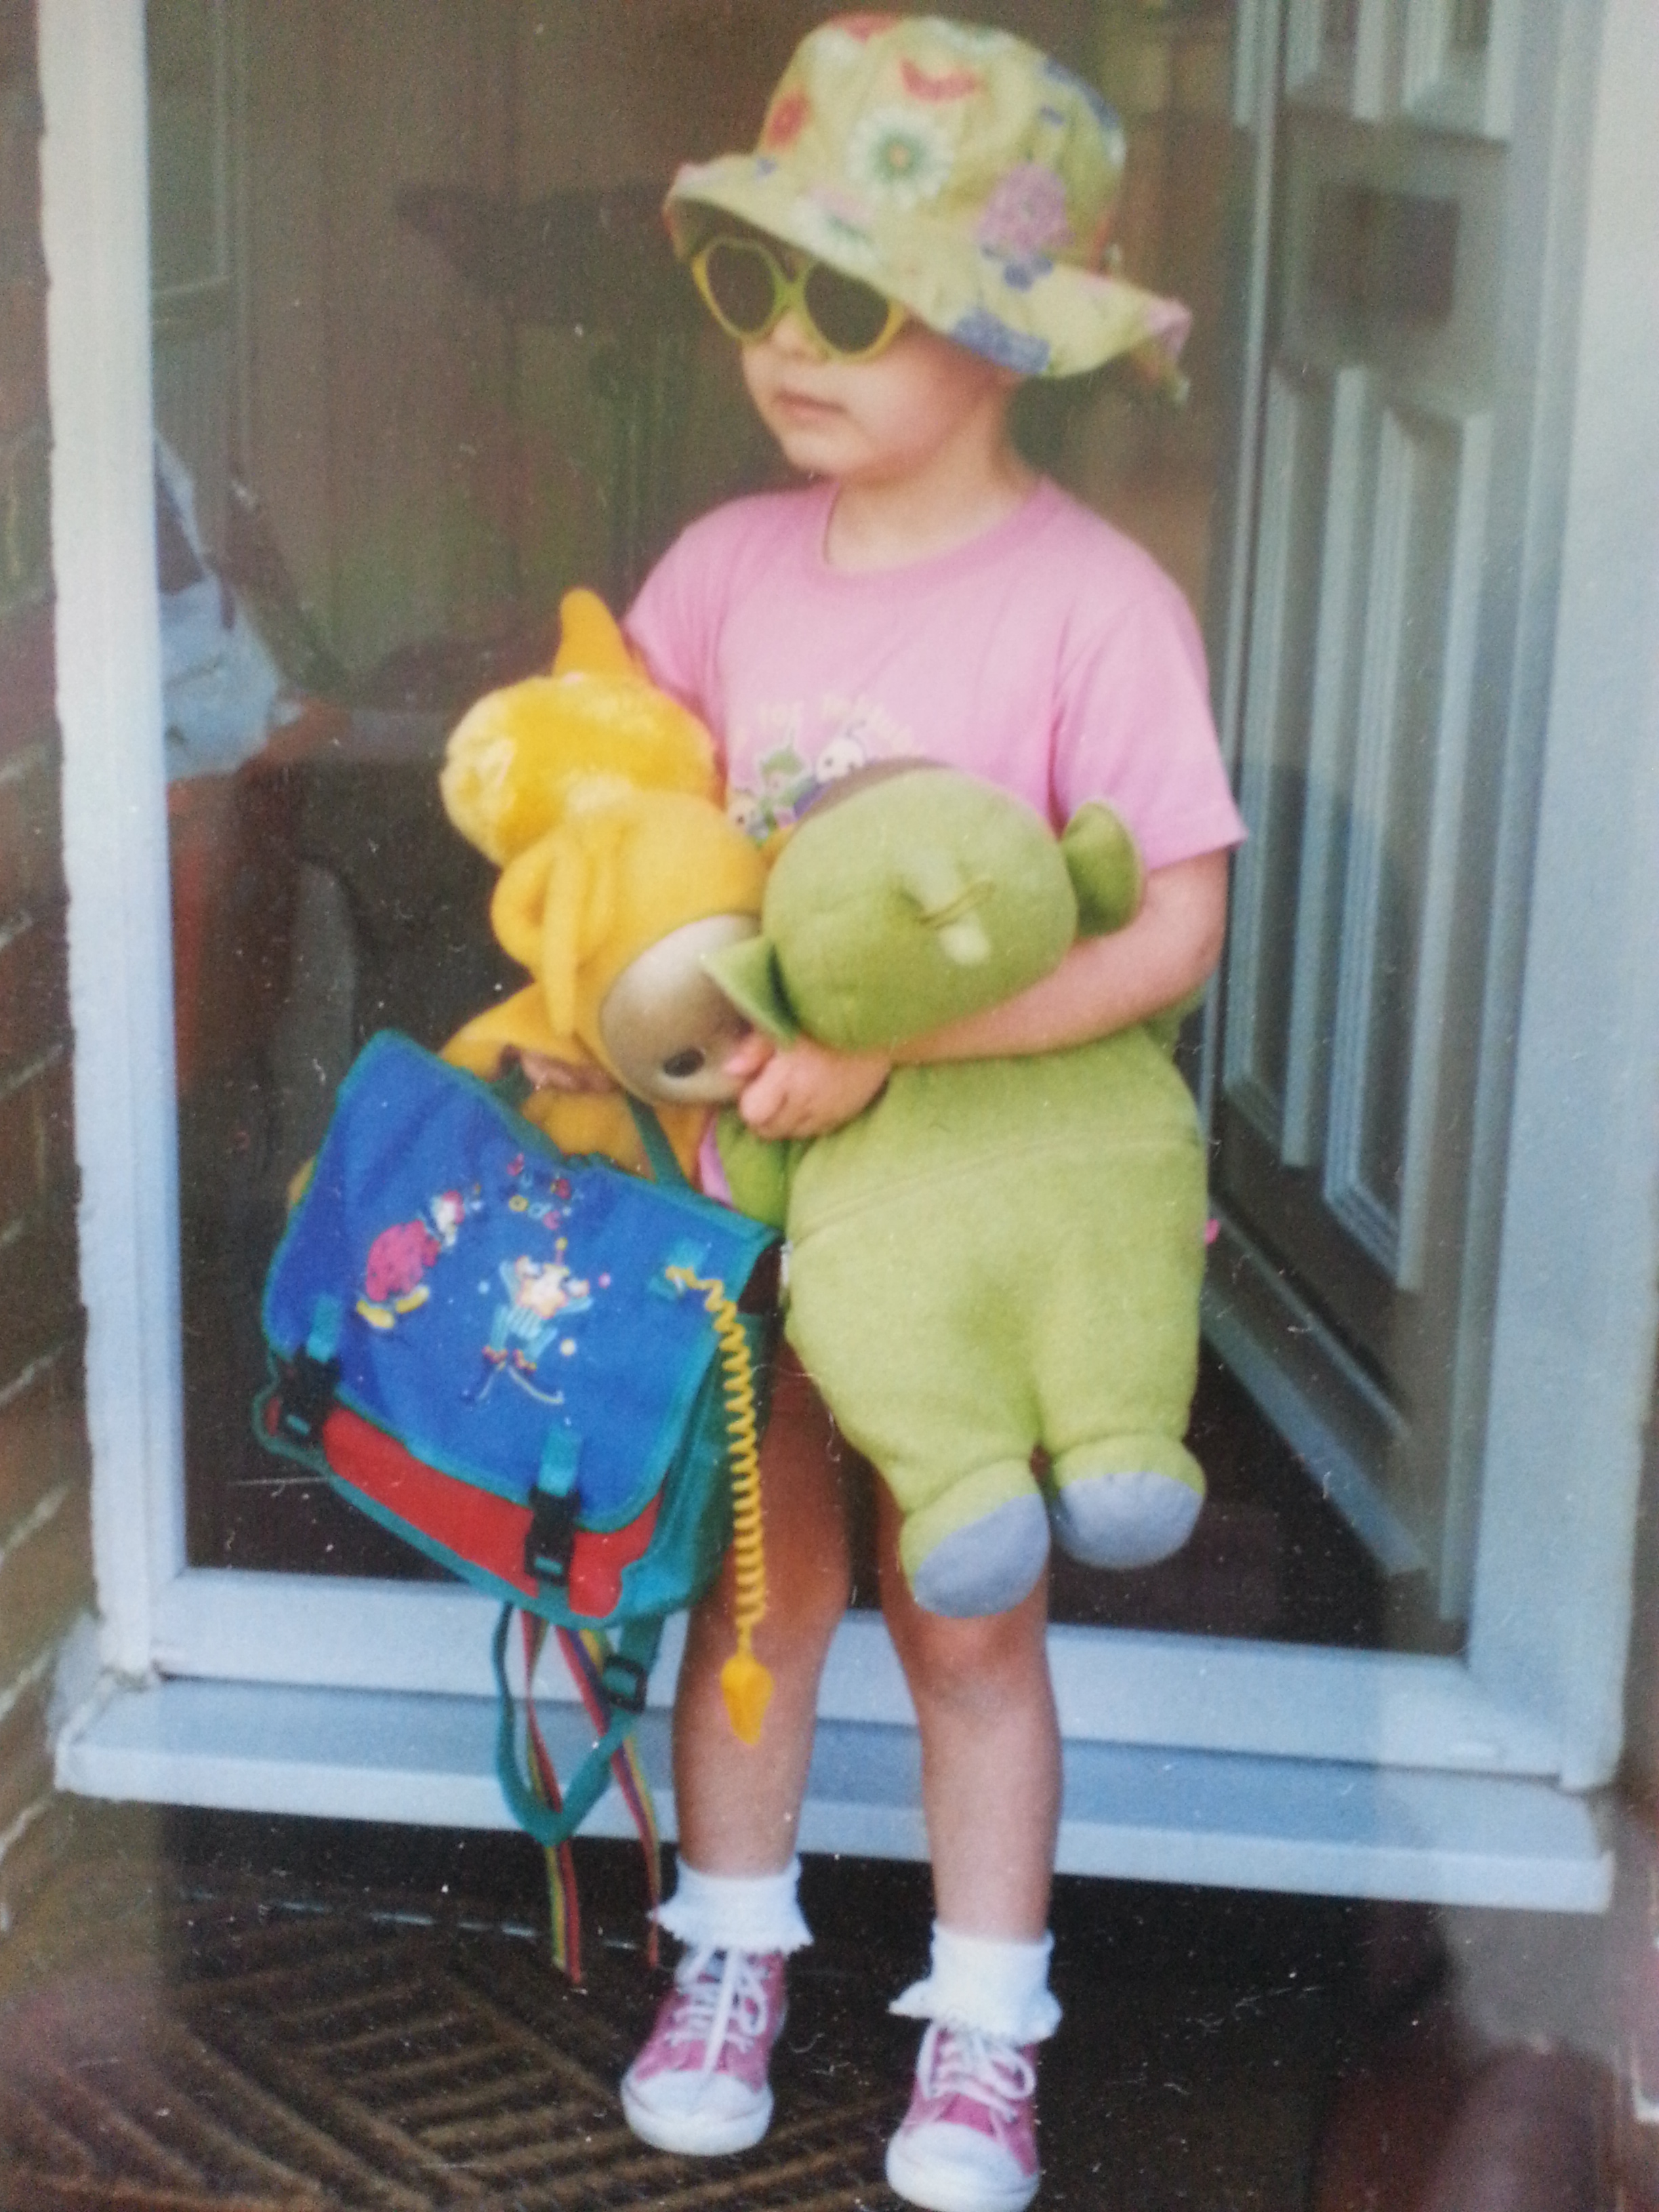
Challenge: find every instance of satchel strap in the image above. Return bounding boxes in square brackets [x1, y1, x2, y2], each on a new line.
[492, 1604, 665, 1851]
[489, 1063, 686, 1192]
[505, 1611, 664, 1980]
[626, 1097, 691, 1191]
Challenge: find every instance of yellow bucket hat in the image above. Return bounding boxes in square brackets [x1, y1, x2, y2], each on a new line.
[665, 13, 1190, 386]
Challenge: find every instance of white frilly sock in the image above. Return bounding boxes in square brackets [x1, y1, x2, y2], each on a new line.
[891, 1922, 1061, 2045]
[654, 1857, 813, 1957]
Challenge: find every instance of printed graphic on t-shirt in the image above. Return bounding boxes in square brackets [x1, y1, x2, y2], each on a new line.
[728, 692, 910, 838]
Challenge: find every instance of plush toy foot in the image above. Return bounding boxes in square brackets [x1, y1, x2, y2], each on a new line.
[909, 1494, 1050, 1618]
[1048, 1458, 1202, 1570]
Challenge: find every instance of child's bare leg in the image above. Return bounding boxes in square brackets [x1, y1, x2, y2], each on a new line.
[672, 1347, 851, 1875]
[873, 1473, 1062, 2196]
[622, 1355, 846, 2155]
[875, 1479, 1059, 2210]
[876, 1478, 1060, 1938]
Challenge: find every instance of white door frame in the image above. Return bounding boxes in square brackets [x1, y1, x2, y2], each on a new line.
[41, 0, 1659, 1887]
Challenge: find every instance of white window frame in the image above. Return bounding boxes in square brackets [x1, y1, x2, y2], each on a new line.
[43, 0, 1659, 1906]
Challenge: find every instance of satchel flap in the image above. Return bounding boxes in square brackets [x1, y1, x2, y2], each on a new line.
[263, 1032, 773, 1533]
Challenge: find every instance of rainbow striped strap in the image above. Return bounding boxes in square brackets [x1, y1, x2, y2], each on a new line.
[556, 1625, 663, 1969]
[520, 1613, 583, 1979]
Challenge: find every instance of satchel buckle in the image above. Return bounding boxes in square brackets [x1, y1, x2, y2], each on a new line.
[524, 1489, 578, 1583]
[600, 1651, 650, 1715]
[276, 1348, 340, 1448]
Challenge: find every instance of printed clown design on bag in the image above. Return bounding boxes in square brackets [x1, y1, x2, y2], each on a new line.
[501, 1149, 574, 1225]
[728, 694, 910, 838]
[473, 1250, 594, 1406]
[356, 1187, 478, 1331]
[467, 1149, 609, 1405]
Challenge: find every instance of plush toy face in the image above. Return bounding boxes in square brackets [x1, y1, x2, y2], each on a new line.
[706, 766, 1141, 1054]
[598, 913, 758, 1106]
[489, 782, 770, 1101]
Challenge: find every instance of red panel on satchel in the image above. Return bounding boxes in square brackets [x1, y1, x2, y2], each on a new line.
[321, 1406, 659, 1618]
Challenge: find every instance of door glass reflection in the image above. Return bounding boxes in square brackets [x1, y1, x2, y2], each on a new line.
[156, 0, 1465, 1659]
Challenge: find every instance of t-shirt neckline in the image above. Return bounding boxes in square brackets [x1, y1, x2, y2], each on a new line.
[802, 476, 1063, 590]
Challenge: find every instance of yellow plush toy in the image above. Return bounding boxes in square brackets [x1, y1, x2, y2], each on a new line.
[441, 588, 719, 865]
[440, 590, 768, 1180]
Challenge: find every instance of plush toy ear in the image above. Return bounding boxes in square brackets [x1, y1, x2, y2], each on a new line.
[490, 824, 603, 1044]
[492, 836, 559, 972]
[702, 934, 800, 1046]
[535, 831, 593, 1044]
[1061, 802, 1144, 937]
[536, 807, 632, 1044]
[552, 588, 638, 680]
[897, 851, 993, 967]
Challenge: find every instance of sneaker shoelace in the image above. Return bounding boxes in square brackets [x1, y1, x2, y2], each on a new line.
[663, 1946, 772, 2080]
[916, 2021, 1036, 2126]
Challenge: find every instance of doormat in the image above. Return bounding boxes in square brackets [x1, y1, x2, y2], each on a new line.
[0, 1866, 895, 2210]
[0, 1826, 1357, 2210]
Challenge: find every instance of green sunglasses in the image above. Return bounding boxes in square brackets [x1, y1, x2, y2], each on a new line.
[689, 234, 907, 362]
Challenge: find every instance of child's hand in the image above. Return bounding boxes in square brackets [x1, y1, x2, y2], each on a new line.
[732, 1033, 891, 1139]
[518, 1050, 617, 1095]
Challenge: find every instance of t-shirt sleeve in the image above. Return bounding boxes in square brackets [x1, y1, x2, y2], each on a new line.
[623, 514, 731, 768]
[1051, 554, 1245, 873]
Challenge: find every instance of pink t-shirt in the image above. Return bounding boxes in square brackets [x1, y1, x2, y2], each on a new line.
[626, 478, 1244, 870]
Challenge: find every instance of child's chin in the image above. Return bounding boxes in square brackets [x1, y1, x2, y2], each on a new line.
[767, 406, 855, 466]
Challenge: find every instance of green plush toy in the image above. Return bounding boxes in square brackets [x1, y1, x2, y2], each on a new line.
[705, 764, 1210, 1620]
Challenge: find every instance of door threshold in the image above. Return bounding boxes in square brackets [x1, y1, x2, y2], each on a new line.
[57, 1676, 1610, 1912]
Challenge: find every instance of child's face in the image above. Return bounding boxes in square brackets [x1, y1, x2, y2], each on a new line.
[740, 310, 1019, 490]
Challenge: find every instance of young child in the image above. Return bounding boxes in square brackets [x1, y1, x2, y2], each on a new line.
[613, 20, 1245, 2211]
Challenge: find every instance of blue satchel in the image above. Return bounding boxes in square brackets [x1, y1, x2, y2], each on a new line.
[255, 1031, 778, 1970]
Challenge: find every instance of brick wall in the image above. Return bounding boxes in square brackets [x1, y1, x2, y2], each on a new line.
[0, 0, 93, 1933]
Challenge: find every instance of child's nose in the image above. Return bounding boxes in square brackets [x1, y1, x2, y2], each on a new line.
[770, 306, 828, 362]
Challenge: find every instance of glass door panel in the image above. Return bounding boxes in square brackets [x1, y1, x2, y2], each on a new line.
[1208, 0, 1528, 1639]
[153, 0, 1521, 1665]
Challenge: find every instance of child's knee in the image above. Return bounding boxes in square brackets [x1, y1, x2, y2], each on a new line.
[882, 1586, 1046, 1721]
[686, 1517, 849, 1677]
[752, 1357, 853, 1635]
[763, 1533, 853, 1650]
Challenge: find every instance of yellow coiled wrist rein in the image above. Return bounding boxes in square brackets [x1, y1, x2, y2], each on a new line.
[666, 1267, 773, 1744]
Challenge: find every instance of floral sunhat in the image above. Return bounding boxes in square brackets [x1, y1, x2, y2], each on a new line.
[664, 12, 1191, 387]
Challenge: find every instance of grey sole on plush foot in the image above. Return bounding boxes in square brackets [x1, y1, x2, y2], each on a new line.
[910, 1494, 1050, 1617]
[1049, 1466, 1202, 1570]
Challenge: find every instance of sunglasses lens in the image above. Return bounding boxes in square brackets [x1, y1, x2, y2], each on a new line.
[802, 262, 897, 356]
[700, 239, 778, 337]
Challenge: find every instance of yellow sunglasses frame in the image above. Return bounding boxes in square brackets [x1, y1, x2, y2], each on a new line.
[689, 235, 907, 363]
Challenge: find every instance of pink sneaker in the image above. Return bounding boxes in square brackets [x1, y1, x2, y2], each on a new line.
[884, 2022, 1040, 2212]
[620, 1946, 787, 2154]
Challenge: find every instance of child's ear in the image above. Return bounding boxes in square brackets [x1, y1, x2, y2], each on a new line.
[1061, 802, 1144, 937]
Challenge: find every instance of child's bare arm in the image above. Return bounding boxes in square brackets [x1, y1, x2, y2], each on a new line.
[899, 847, 1229, 1066]
[732, 849, 1229, 1140]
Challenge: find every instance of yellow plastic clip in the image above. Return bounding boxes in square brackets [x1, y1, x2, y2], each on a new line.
[665, 1265, 773, 1744]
